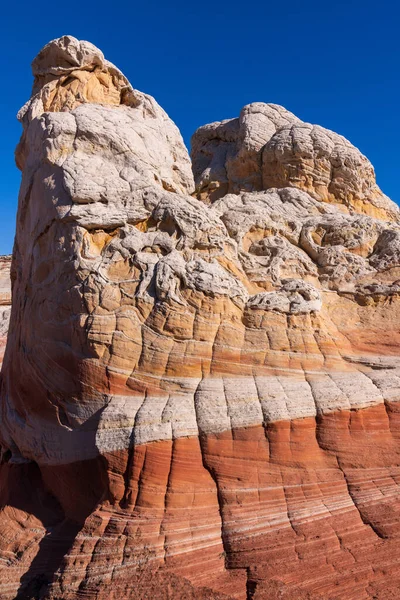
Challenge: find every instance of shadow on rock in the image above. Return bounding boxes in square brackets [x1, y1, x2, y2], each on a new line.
[0, 418, 110, 600]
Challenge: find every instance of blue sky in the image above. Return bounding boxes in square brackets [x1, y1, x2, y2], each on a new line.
[1, 0, 398, 255]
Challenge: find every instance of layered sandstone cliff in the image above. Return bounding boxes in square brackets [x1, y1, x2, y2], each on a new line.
[1, 36, 400, 600]
[0, 256, 11, 367]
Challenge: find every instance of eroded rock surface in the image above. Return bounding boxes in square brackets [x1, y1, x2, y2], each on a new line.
[1, 36, 400, 600]
[192, 105, 398, 221]
[0, 256, 11, 367]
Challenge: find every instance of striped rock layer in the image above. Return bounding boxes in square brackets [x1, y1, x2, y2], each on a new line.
[1, 36, 400, 600]
[0, 256, 11, 367]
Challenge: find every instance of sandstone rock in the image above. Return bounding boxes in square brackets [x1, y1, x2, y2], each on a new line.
[191, 103, 300, 201]
[1, 35, 400, 600]
[247, 279, 322, 314]
[192, 106, 399, 222]
[16, 35, 194, 195]
[262, 122, 399, 220]
[0, 256, 11, 368]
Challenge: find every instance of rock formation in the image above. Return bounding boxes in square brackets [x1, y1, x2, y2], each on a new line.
[0, 256, 11, 367]
[1, 35, 400, 600]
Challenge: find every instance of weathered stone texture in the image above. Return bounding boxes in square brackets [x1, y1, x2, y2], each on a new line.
[1, 36, 400, 600]
[192, 105, 398, 221]
[0, 256, 11, 367]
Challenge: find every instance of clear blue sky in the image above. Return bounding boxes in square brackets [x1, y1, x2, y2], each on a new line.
[1, 0, 398, 255]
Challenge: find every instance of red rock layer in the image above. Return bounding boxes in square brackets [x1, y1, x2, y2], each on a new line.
[2, 402, 400, 599]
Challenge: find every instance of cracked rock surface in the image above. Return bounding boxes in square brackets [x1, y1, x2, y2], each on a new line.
[1, 35, 400, 600]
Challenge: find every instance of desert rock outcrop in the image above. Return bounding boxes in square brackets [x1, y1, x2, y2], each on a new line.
[0, 256, 11, 367]
[192, 105, 398, 221]
[1, 36, 400, 600]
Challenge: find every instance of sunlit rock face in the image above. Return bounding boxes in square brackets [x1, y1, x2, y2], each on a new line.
[1, 35, 400, 600]
[0, 256, 11, 368]
[192, 105, 398, 221]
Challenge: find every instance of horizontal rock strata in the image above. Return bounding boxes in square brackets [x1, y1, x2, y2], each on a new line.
[1, 36, 400, 599]
[3, 405, 400, 599]
[0, 256, 11, 367]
